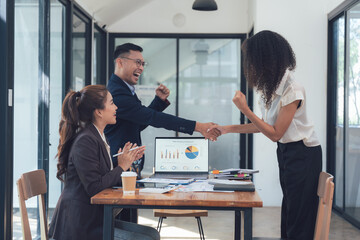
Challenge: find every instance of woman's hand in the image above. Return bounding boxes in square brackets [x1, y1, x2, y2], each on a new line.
[232, 90, 249, 113]
[208, 125, 228, 135]
[116, 142, 146, 171]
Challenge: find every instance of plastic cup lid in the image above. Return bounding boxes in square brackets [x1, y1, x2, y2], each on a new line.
[121, 171, 137, 177]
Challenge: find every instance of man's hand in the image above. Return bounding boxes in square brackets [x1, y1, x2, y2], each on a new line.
[195, 122, 221, 141]
[208, 125, 229, 135]
[156, 84, 170, 101]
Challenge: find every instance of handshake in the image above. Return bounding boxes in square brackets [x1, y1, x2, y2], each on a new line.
[195, 122, 226, 141]
[194, 91, 249, 141]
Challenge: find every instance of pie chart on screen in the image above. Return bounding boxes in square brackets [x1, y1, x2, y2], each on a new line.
[185, 146, 199, 159]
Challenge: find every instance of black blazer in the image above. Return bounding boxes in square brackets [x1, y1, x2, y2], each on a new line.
[104, 74, 196, 169]
[49, 124, 124, 240]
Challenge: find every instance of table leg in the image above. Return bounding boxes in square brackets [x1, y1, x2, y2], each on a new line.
[244, 208, 253, 240]
[129, 208, 138, 223]
[234, 210, 241, 240]
[103, 205, 114, 240]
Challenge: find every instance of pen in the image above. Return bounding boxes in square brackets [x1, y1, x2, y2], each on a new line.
[166, 185, 182, 193]
[211, 170, 243, 174]
[112, 146, 140, 157]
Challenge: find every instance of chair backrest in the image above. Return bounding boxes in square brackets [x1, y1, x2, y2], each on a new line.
[17, 169, 48, 240]
[314, 171, 334, 240]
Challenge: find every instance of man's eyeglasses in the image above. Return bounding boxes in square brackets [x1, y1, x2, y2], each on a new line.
[120, 57, 148, 68]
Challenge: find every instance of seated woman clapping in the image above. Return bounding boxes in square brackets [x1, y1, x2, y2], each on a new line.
[48, 85, 154, 240]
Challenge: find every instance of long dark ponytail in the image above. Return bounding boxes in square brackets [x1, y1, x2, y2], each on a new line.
[56, 85, 108, 181]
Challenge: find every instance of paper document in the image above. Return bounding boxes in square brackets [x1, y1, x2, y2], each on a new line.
[137, 178, 195, 185]
[139, 185, 180, 194]
[174, 180, 214, 192]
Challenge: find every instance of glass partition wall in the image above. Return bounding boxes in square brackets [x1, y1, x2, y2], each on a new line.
[11, 0, 107, 238]
[71, 11, 90, 90]
[328, 1, 360, 228]
[48, 0, 65, 222]
[345, 2, 360, 225]
[113, 36, 245, 175]
[178, 39, 241, 170]
[13, 1, 40, 238]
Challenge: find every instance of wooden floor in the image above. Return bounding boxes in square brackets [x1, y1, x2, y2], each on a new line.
[12, 207, 360, 239]
[138, 207, 360, 240]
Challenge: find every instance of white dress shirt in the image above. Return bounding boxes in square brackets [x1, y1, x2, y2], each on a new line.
[93, 124, 114, 170]
[122, 80, 135, 95]
[259, 70, 320, 147]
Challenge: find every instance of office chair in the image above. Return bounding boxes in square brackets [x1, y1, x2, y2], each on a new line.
[17, 169, 48, 240]
[154, 209, 208, 240]
[254, 171, 334, 240]
[17, 169, 160, 240]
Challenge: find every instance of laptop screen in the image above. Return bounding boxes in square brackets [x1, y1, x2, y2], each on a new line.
[155, 137, 209, 173]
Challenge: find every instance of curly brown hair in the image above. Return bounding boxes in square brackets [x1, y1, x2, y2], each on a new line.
[242, 30, 296, 108]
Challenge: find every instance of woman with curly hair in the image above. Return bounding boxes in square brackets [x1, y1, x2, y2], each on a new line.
[212, 30, 322, 240]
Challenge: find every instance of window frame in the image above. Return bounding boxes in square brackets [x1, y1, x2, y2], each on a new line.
[93, 24, 108, 85]
[0, 0, 15, 238]
[72, 6, 92, 88]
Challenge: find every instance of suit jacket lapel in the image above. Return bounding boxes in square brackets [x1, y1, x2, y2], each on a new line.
[133, 92, 141, 103]
[113, 74, 141, 103]
[88, 124, 111, 170]
[113, 74, 133, 95]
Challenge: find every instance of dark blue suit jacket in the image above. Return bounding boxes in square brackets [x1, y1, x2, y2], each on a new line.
[104, 74, 196, 170]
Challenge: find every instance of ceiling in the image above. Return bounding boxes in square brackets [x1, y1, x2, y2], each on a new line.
[75, 0, 163, 29]
[74, 0, 249, 33]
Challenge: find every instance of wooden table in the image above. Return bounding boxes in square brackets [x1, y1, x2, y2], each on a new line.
[91, 188, 263, 240]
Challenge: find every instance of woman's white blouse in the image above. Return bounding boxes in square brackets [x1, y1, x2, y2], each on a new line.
[258, 70, 320, 147]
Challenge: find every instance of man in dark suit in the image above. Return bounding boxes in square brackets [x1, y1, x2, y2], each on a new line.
[104, 43, 220, 223]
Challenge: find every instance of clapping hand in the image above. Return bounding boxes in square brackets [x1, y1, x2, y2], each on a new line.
[117, 142, 146, 171]
[156, 84, 170, 101]
[195, 122, 221, 141]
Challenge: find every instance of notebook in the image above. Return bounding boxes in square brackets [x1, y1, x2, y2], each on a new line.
[213, 183, 255, 192]
[208, 179, 255, 192]
[151, 137, 209, 180]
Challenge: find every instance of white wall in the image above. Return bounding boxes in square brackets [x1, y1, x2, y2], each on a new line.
[252, 0, 345, 206]
[247, 0, 255, 32]
[327, 0, 347, 12]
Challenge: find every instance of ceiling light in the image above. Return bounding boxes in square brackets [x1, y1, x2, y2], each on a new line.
[192, 0, 218, 11]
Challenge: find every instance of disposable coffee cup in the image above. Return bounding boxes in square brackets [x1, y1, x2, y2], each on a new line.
[121, 171, 137, 194]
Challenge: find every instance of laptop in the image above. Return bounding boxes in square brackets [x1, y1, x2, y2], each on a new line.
[151, 137, 209, 180]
